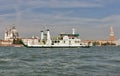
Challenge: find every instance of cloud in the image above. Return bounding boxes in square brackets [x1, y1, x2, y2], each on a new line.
[12, 0, 103, 10]
[1, 6, 120, 34]
[17, 11, 120, 39]
[37, 0, 102, 8]
[0, 0, 120, 40]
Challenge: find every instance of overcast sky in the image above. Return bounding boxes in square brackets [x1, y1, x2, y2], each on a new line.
[0, 0, 120, 40]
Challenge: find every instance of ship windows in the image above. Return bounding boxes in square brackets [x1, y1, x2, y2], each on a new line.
[54, 40, 60, 43]
[64, 41, 65, 43]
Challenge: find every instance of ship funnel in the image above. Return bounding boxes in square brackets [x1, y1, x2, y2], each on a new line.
[46, 29, 50, 40]
[46, 29, 52, 45]
[41, 31, 44, 40]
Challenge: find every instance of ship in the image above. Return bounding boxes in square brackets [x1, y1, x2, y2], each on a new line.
[22, 28, 90, 48]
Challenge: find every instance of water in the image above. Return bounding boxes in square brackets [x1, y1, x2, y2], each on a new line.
[0, 46, 120, 76]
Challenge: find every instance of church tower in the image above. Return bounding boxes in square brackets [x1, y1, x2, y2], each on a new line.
[109, 26, 114, 43]
[4, 26, 19, 41]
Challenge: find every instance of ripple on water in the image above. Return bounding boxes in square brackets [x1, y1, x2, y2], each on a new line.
[0, 46, 120, 76]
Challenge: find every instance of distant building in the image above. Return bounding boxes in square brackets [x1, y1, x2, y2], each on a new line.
[0, 40, 12, 46]
[5, 26, 19, 42]
[22, 36, 40, 45]
[0, 26, 21, 46]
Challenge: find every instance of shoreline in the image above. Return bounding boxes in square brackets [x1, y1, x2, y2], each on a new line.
[0, 44, 23, 47]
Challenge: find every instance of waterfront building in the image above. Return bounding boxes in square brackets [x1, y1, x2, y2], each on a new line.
[0, 26, 22, 46]
[0, 40, 12, 46]
[5, 26, 19, 42]
[22, 36, 40, 45]
[83, 40, 109, 46]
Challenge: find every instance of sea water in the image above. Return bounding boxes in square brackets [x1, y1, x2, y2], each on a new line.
[0, 46, 120, 76]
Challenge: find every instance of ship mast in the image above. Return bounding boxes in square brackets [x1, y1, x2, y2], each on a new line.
[72, 28, 75, 34]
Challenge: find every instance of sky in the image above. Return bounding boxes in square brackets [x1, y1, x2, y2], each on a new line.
[0, 0, 120, 40]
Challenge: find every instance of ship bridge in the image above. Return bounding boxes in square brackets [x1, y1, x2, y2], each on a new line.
[59, 34, 79, 40]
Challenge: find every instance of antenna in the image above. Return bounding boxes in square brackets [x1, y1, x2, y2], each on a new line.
[72, 28, 75, 34]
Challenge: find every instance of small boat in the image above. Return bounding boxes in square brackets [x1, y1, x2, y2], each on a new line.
[22, 28, 90, 48]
